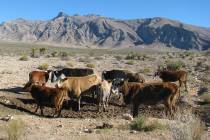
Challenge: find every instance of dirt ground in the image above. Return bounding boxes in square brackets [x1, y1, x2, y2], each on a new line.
[0, 50, 210, 139]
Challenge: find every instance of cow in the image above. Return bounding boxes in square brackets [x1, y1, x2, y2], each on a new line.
[28, 84, 67, 117]
[102, 69, 145, 83]
[56, 74, 101, 111]
[154, 69, 188, 92]
[23, 70, 52, 91]
[51, 68, 94, 83]
[95, 80, 115, 111]
[112, 80, 179, 117]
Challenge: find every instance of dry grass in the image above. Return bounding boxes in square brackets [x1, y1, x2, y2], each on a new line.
[86, 63, 95, 68]
[6, 119, 25, 140]
[200, 93, 210, 103]
[37, 63, 49, 70]
[19, 54, 28, 61]
[170, 108, 205, 140]
[130, 116, 166, 132]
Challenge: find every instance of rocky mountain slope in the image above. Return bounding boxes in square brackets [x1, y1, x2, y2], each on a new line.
[0, 12, 210, 50]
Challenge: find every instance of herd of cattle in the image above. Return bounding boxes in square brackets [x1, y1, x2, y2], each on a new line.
[22, 68, 188, 117]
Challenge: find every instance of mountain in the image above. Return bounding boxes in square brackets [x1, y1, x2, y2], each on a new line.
[0, 12, 210, 50]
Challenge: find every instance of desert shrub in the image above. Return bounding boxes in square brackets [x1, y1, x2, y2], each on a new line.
[51, 51, 58, 57]
[130, 116, 165, 132]
[59, 51, 69, 60]
[143, 68, 150, 73]
[19, 54, 28, 61]
[200, 93, 210, 103]
[126, 60, 135, 65]
[94, 56, 104, 60]
[86, 63, 95, 68]
[170, 108, 205, 140]
[66, 61, 75, 67]
[115, 55, 123, 61]
[204, 50, 210, 56]
[166, 60, 185, 70]
[30, 48, 39, 58]
[125, 52, 142, 60]
[37, 63, 49, 70]
[6, 119, 25, 140]
[78, 57, 91, 63]
[39, 48, 47, 56]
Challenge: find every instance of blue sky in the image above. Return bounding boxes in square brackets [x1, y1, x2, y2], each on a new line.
[0, 0, 209, 28]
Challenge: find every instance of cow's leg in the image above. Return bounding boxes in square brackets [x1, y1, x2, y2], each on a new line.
[133, 103, 139, 118]
[34, 104, 39, 114]
[77, 96, 81, 111]
[40, 106, 44, 116]
[184, 81, 188, 92]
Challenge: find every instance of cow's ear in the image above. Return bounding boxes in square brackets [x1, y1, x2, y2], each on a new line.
[60, 74, 66, 80]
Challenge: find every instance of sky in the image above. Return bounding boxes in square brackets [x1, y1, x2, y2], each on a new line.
[0, 0, 209, 28]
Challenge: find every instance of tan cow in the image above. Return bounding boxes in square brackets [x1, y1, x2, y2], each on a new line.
[56, 74, 101, 111]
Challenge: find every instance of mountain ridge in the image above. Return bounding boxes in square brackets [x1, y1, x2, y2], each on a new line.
[0, 12, 210, 50]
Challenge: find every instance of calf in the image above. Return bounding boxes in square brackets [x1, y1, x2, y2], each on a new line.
[95, 80, 113, 111]
[56, 74, 101, 111]
[23, 70, 52, 91]
[51, 68, 94, 82]
[28, 85, 67, 117]
[114, 80, 179, 117]
[102, 69, 145, 83]
[154, 69, 188, 92]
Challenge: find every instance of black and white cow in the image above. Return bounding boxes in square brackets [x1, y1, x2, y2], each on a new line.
[51, 68, 94, 82]
[102, 69, 145, 83]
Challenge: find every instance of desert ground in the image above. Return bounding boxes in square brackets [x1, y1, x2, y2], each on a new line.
[0, 42, 210, 140]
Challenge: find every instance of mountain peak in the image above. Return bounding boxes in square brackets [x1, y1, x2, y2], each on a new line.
[55, 11, 69, 18]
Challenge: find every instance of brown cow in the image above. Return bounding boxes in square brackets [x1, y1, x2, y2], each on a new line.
[113, 80, 179, 117]
[154, 69, 188, 92]
[56, 74, 101, 111]
[23, 70, 52, 91]
[28, 84, 67, 117]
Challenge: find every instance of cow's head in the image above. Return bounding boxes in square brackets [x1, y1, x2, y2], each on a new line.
[51, 70, 63, 83]
[101, 71, 107, 81]
[55, 77, 68, 89]
[110, 78, 125, 99]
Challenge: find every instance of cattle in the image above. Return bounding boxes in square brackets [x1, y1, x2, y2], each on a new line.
[28, 84, 67, 117]
[56, 74, 101, 111]
[102, 69, 145, 83]
[95, 80, 114, 111]
[51, 68, 94, 83]
[23, 70, 52, 91]
[154, 69, 188, 92]
[113, 80, 179, 117]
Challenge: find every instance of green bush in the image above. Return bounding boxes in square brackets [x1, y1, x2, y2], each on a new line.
[200, 93, 210, 103]
[86, 63, 95, 68]
[115, 55, 123, 61]
[30, 48, 39, 58]
[39, 48, 47, 56]
[166, 60, 185, 70]
[6, 119, 25, 140]
[130, 116, 165, 132]
[59, 51, 69, 60]
[37, 63, 49, 70]
[126, 60, 135, 65]
[51, 51, 58, 57]
[19, 54, 28, 61]
[66, 61, 74, 67]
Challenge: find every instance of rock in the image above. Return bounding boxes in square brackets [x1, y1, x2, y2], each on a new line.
[57, 124, 63, 128]
[0, 115, 13, 121]
[83, 128, 93, 133]
[96, 122, 113, 129]
[122, 113, 133, 121]
[130, 130, 137, 134]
